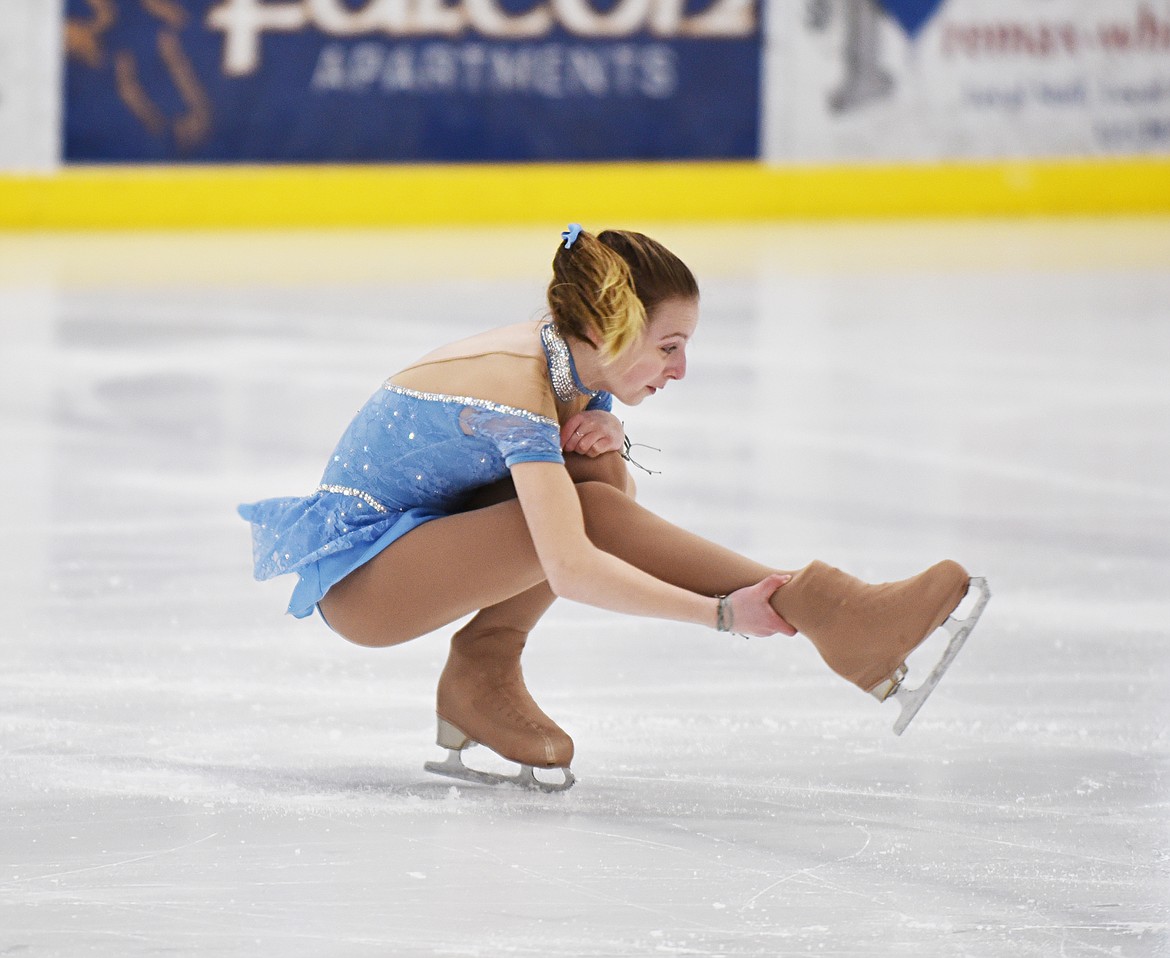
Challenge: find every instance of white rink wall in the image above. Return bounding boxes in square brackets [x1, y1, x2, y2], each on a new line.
[0, 0, 61, 172]
[763, 0, 1170, 161]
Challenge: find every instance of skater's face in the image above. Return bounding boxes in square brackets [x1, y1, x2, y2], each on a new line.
[603, 297, 698, 406]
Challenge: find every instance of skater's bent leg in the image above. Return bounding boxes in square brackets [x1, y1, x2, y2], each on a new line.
[322, 467, 782, 649]
[319, 499, 547, 648]
[459, 451, 634, 638]
[432, 452, 635, 771]
[576, 482, 974, 694]
[321, 454, 640, 648]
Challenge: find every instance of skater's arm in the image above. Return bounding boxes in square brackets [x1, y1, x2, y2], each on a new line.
[511, 461, 788, 636]
[512, 461, 713, 625]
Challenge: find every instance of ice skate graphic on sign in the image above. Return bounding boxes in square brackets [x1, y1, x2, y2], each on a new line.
[809, 0, 948, 115]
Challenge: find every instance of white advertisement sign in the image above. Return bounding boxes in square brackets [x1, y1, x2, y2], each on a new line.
[0, 0, 62, 172]
[764, 0, 1170, 162]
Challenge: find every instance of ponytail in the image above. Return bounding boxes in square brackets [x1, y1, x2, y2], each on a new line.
[547, 226, 697, 362]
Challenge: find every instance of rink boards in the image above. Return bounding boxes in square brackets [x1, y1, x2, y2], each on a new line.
[4, 156, 1170, 229]
[3, 1, 1170, 225]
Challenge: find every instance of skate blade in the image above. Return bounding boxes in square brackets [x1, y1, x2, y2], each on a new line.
[424, 748, 575, 793]
[890, 576, 991, 736]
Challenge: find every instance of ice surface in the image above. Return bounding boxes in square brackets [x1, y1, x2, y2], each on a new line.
[1, 221, 1168, 956]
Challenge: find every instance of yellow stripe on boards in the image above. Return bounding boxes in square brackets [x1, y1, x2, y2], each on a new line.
[2, 158, 1169, 229]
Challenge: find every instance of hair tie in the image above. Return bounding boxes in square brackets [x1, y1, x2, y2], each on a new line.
[561, 223, 583, 250]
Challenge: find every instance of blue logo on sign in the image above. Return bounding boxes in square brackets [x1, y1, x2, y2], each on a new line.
[878, 0, 947, 39]
[66, 0, 763, 163]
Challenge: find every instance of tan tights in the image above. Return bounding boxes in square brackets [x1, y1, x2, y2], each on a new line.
[320, 449, 973, 698]
[318, 450, 775, 649]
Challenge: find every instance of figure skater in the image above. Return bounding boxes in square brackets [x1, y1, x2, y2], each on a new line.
[239, 225, 989, 791]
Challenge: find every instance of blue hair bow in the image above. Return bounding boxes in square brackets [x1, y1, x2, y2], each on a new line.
[561, 223, 583, 250]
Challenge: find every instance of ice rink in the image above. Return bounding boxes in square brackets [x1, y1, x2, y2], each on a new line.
[1, 219, 1168, 957]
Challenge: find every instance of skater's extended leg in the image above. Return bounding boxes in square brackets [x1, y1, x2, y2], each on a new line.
[573, 483, 976, 699]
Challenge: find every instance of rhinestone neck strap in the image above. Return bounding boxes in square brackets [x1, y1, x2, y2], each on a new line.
[540, 323, 599, 403]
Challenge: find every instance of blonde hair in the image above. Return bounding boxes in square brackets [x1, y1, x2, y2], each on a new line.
[547, 228, 698, 362]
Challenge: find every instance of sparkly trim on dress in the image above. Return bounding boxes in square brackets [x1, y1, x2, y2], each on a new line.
[238, 331, 611, 618]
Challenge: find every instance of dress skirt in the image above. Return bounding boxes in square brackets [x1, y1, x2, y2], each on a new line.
[238, 492, 447, 619]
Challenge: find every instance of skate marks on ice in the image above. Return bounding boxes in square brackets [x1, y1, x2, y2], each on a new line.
[574, 751, 1168, 955]
[4, 752, 1164, 957]
[7, 617, 1161, 958]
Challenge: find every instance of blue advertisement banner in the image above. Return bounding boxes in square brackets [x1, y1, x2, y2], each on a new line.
[64, 0, 761, 162]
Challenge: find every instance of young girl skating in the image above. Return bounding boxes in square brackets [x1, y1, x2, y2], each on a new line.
[239, 225, 989, 791]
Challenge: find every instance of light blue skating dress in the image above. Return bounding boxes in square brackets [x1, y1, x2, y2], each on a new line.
[238, 321, 612, 618]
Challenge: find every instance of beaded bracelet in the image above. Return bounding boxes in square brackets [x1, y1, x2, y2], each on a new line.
[716, 595, 733, 633]
[716, 594, 749, 639]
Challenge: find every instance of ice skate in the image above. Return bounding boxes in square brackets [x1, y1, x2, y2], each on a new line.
[829, 0, 895, 114]
[774, 560, 990, 733]
[877, 576, 990, 734]
[423, 625, 575, 792]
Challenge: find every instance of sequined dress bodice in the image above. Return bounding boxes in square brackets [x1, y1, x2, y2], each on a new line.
[238, 321, 612, 618]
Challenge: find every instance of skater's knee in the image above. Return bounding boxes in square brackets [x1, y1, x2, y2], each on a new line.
[574, 478, 628, 513]
[340, 628, 416, 649]
[318, 588, 420, 649]
[322, 608, 417, 648]
[565, 449, 632, 495]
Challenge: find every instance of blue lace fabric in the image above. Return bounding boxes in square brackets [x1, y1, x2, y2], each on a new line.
[239, 369, 612, 619]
